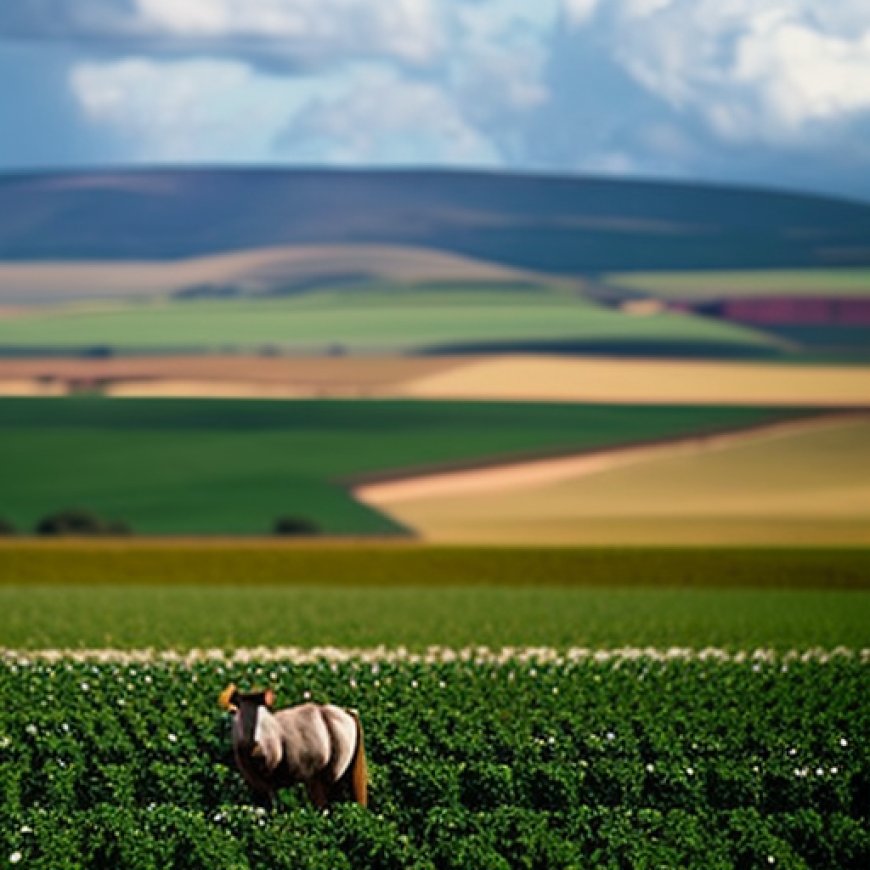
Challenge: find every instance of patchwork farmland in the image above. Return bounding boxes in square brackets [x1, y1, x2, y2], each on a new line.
[2, 168, 868, 867]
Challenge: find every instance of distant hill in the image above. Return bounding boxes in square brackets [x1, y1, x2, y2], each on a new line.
[2, 168, 870, 273]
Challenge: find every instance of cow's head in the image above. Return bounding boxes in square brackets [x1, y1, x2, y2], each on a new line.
[219, 684, 277, 759]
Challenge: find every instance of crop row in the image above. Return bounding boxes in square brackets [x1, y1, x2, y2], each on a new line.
[1, 654, 868, 868]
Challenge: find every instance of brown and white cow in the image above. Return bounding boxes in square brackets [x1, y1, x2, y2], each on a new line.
[219, 684, 368, 810]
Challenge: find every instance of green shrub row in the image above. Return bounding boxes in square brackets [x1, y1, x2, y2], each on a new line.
[0, 511, 321, 536]
[1, 656, 867, 868]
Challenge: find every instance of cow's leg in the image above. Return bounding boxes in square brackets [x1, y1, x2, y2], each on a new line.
[252, 788, 276, 812]
[305, 777, 329, 810]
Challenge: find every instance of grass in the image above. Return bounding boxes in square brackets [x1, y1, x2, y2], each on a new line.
[0, 545, 867, 650]
[606, 268, 870, 300]
[0, 285, 780, 354]
[2, 583, 869, 651]
[370, 417, 870, 545]
[0, 398, 789, 535]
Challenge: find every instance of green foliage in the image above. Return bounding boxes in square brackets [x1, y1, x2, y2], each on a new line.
[1, 655, 868, 868]
[273, 516, 320, 536]
[35, 508, 130, 536]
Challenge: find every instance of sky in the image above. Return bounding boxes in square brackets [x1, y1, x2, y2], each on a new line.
[2, 0, 870, 200]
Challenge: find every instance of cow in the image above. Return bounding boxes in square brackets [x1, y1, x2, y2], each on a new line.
[219, 684, 368, 810]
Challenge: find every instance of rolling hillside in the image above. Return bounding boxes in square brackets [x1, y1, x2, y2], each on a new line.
[2, 168, 870, 274]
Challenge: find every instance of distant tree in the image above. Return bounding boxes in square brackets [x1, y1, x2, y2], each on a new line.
[0, 517, 16, 535]
[36, 508, 130, 536]
[273, 516, 320, 536]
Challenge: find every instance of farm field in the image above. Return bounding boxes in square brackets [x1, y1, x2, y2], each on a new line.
[1, 545, 868, 649]
[0, 354, 464, 398]
[4, 354, 870, 405]
[2, 649, 868, 868]
[2, 580, 870, 651]
[0, 398, 789, 536]
[0, 285, 781, 356]
[359, 416, 870, 546]
[605, 268, 870, 301]
[398, 356, 870, 407]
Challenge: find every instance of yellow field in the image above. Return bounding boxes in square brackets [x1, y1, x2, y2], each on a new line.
[399, 355, 870, 407]
[356, 417, 870, 545]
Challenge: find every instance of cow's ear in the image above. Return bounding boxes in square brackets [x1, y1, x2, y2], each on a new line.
[264, 688, 276, 708]
[219, 683, 239, 712]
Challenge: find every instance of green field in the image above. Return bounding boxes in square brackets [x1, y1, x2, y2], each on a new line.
[2, 653, 868, 868]
[0, 398, 790, 535]
[606, 268, 870, 300]
[0, 285, 781, 355]
[2, 545, 868, 867]
[1, 546, 868, 650]
[4, 584, 870, 651]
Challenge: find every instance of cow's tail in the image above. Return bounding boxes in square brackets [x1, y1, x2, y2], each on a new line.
[348, 710, 368, 808]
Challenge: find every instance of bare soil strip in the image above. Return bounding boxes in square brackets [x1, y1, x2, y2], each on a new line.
[0, 355, 466, 397]
[2, 646, 866, 665]
[356, 414, 860, 504]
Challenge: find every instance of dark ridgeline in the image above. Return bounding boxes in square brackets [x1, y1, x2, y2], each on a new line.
[1, 168, 869, 272]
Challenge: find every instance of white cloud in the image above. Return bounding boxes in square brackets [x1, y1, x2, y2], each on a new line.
[561, 0, 870, 145]
[66, 2, 554, 169]
[70, 57, 325, 162]
[135, 0, 444, 64]
[276, 66, 501, 166]
[562, 0, 600, 27]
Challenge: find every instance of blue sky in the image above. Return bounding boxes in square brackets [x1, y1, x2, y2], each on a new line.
[2, 0, 870, 200]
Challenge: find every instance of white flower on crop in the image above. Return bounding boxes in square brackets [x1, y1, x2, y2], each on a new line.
[349, 679, 358, 689]
[9, 851, 23, 864]
[168, 733, 177, 744]
[213, 812, 223, 823]
[606, 731, 616, 741]
[768, 857, 775, 865]
[25, 725, 37, 737]
[303, 691, 311, 700]
[19, 826, 32, 835]
[794, 767, 808, 778]
[0, 735, 11, 748]
[645, 763, 655, 773]
[787, 748, 797, 757]
[80, 682, 89, 692]
[840, 738, 849, 747]
[411, 680, 418, 689]
[686, 767, 694, 776]
[815, 767, 824, 777]
[830, 766, 839, 775]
